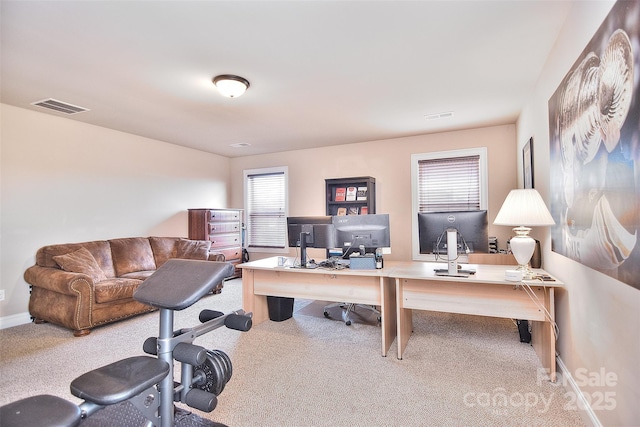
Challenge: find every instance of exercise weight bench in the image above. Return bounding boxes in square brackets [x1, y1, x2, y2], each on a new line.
[1, 259, 252, 427]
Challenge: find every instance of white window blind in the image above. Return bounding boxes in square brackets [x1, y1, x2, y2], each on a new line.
[417, 155, 481, 212]
[246, 170, 287, 249]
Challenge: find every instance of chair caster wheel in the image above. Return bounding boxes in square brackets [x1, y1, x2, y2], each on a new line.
[345, 320, 351, 326]
[377, 317, 382, 323]
[323, 311, 330, 318]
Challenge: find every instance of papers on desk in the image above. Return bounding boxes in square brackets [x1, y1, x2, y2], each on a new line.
[434, 268, 476, 277]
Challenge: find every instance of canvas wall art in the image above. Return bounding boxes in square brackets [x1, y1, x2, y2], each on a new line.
[548, 0, 640, 289]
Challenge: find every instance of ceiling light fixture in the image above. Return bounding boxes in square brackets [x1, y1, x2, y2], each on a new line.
[212, 75, 250, 98]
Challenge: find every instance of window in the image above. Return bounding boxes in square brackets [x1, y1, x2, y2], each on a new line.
[411, 148, 488, 259]
[244, 166, 288, 252]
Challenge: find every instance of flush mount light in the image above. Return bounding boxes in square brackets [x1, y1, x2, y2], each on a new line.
[212, 75, 250, 98]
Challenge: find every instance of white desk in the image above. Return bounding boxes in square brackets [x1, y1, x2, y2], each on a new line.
[391, 262, 562, 381]
[239, 258, 562, 379]
[239, 257, 397, 356]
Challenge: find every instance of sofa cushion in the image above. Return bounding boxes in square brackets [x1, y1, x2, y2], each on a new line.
[176, 239, 211, 260]
[119, 271, 156, 281]
[149, 237, 178, 268]
[52, 247, 108, 283]
[109, 238, 156, 277]
[37, 241, 117, 278]
[94, 278, 143, 303]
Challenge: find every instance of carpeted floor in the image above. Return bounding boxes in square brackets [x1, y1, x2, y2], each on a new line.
[0, 278, 585, 426]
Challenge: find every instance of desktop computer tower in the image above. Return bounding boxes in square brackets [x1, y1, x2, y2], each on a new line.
[517, 319, 531, 343]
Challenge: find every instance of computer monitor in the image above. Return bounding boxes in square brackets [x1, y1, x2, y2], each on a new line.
[287, 216, 336, 267]
[333, 214, 390, 257]
[286, 216, 335, 248]
[418, 210, 489, 256]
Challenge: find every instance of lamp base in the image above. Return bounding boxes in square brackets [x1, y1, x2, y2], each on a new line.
[510, 227, 536, 280]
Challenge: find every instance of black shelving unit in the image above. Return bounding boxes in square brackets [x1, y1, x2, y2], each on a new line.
[325, 176, 376, 216]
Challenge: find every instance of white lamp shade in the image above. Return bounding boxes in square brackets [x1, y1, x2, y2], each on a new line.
[493, 189, 555, 227]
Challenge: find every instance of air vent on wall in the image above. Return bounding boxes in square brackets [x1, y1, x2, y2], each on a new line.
[31, 98, 89, 115]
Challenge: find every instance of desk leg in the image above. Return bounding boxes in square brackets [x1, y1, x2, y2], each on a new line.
[242, 268, 268, 325]
[396, 278, 413, 360]
[380, 277, 397, 357]
[531, 287, 556, 382]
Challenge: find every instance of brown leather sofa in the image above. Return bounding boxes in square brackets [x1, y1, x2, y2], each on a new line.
[24, 237, 229, 336]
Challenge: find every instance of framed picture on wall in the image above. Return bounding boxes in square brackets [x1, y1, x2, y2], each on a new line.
[547, 0, 640, 289]
[523, 137, 534, 189]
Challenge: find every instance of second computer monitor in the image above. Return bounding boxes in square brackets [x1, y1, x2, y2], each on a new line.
[333, 213, 390, 254]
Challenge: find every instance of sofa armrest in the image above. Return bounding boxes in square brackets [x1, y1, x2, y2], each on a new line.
[24, 265, 95, 296]
[208, 251, 226, 262]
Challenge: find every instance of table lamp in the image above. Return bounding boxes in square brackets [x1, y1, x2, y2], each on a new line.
[493, 189, 555, 279]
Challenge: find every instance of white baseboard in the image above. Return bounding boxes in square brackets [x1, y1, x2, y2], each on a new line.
[556, 356, 602, 427]
[0, 312, 32, 330]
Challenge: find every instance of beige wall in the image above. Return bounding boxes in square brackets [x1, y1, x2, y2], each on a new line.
[0, 104, 230, 323]
[517, 1, 639, 425]
[0, 109, 518, 324]
[229, 125, 517, 263]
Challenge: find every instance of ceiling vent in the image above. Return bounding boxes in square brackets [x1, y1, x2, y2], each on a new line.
[31, 98, 89, 115]
[425, 111, 454, 120]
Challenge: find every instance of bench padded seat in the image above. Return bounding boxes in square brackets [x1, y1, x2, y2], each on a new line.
[0, 395, 81, 427]
[71, 356, 170, 406]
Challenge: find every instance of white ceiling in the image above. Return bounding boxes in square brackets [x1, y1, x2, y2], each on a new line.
[1, 1, 574, 158]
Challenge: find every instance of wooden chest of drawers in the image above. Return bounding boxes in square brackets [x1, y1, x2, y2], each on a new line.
[188, 208, 243, 279]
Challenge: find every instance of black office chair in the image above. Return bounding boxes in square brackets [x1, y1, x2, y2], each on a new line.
[323, 302, 381, 326]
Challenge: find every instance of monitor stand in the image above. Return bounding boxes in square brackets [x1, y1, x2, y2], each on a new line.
[299, 231, 309, 268]
[434, 229, 475, 277]
[447, 228, 458, 275]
